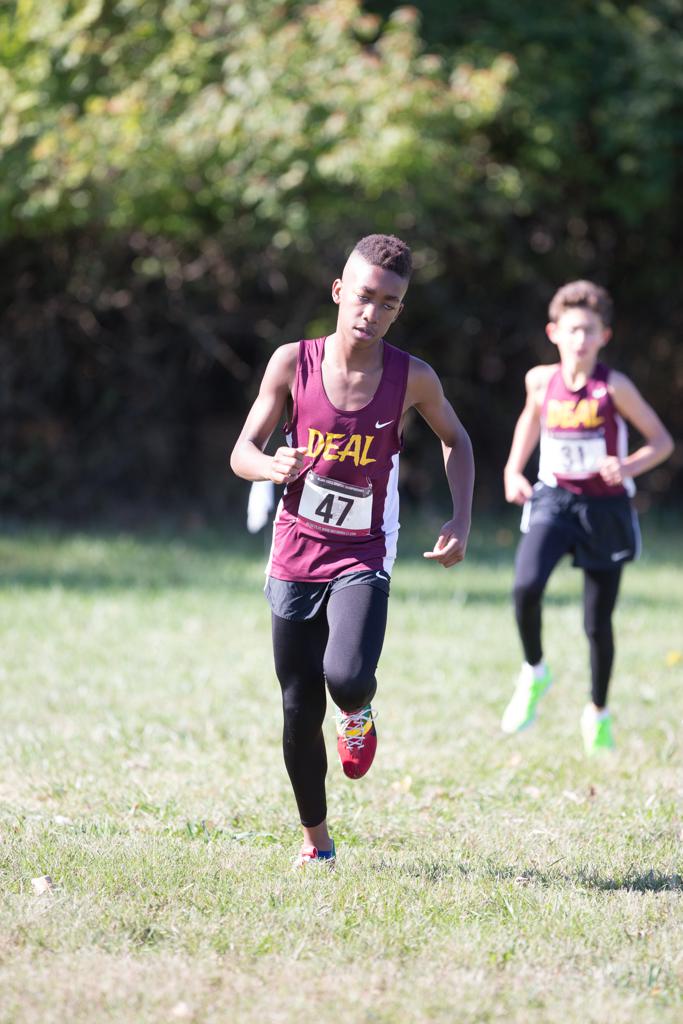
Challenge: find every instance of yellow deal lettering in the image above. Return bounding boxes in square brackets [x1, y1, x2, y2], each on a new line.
[337, 435, 361, 463]
[360, 435, 376, 465]
[546, 398, 604, 430]
[303, 428, 376, 466]
[322, 433, 345, 460]
[306, 428, 325, 458]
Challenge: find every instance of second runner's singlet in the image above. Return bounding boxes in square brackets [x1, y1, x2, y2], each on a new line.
[538, 362, 634, 497]
[267, 337, 410, 582]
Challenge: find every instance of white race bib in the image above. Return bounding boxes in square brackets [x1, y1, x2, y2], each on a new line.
[541, 433, 607, 479]
[297, 471, 373, 536]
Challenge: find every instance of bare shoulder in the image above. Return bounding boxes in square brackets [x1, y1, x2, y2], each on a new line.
[606, 368, 636, 396]
[606, 368, 672, 447]
[526, 363, 557, 389]
[606, 368, 650, 415]
[525, 363, 556, 405]
[405, 354, 441, 407]
[270, 341, 299, 372]
[263, 341, 299, 389]
[407, 353, 436, 379]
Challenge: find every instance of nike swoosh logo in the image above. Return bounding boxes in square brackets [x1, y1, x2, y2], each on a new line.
[611, 549, 631, 561]
[375, 571, 389, 581]
[375, 420, 393, 429]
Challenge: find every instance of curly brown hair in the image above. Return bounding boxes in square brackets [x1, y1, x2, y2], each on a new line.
[548, 280, 613, 326]
[352, 234, 412, 280]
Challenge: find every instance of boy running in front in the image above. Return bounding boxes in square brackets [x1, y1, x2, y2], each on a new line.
[502, 280, 673, 754]
[231, 235, 474, 865]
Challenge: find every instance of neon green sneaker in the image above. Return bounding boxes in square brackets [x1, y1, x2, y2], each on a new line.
[581, 705, 615, 755]
[501, 664, 552, 734]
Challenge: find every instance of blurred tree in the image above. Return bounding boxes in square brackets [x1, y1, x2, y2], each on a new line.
[1, 1, 521, 267]
[0, 0, 680, 516]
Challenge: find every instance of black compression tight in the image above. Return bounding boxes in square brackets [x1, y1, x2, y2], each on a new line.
[271, 584, 388, 827]
[513, 523, 622, 708]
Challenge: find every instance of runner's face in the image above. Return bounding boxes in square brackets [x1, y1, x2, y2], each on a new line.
[332, 254, 407, 344]
[546, 308, 611, 369]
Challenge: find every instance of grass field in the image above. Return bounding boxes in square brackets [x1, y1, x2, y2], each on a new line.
[0, 514, 681, 1023]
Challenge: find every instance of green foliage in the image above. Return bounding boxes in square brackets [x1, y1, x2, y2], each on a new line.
[365, 0, 683, 277]
[3, 0, 682, 265]
[0, 0, 517, 253]
[1, 2, 681, 515]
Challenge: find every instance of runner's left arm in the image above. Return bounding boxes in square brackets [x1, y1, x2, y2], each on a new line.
[405, 358, 474, 568]
[602, 372, 674, 486]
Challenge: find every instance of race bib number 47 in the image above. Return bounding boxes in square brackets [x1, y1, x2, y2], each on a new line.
[297, 471, 373, 536]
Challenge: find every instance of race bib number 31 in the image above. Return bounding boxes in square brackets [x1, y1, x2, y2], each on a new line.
[542, 433, 607, 479]
[297, 471, 373, 536]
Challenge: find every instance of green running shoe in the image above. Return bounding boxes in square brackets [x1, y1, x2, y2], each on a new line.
[581, 705, 615, 755]
[501, 664, 552, 734]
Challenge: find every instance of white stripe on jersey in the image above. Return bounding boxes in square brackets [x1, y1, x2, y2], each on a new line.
[264, 496, 284, 580]
[381, 452, 401, 574]
[616, 411, 636, 497]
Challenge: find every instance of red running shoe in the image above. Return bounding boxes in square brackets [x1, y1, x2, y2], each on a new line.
[294, 841, 336, 868]
[335, 705, 377, 779]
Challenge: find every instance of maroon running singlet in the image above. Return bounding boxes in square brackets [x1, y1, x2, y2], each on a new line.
[538, 362, 633, 498]
[267, 337, 410, 582]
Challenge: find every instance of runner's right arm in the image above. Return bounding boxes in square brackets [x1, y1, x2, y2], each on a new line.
[229, 344, 306, 485]
[503, 365, 553, 505]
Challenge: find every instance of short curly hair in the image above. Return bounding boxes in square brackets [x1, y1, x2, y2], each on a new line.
[352, 234, 412, 280]
[548, 280, 613, 327]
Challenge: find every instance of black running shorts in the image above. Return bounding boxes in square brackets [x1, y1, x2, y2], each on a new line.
[520, 482, 641, 572]
[265, 569, 391, 622]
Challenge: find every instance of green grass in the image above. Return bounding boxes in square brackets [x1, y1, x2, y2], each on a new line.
[0, 515, 681, 1023]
